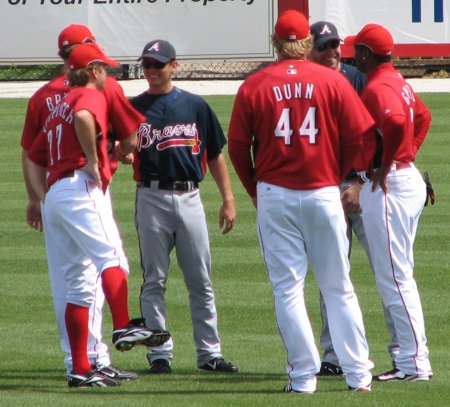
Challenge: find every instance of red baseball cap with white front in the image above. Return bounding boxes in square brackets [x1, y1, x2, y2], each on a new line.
[58, 24, 96, 50]
[344, 24, 394, 56]
[68, 43, 119, 70]
[275, 9, 310, 41]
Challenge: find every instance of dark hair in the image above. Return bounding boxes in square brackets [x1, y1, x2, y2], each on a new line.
[58, 45, 76, 60]
[355, 44, 392, 63]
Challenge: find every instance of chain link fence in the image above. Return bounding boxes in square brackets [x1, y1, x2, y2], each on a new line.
[0, 59, 449, 81]
[125, 61, 271, 80]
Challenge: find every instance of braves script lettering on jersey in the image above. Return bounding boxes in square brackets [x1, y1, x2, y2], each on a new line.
[228, 56, 375, 392]
[137, 122, 200, 153]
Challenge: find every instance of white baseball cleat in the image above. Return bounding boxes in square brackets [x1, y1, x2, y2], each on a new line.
[373, 368, 429, 382]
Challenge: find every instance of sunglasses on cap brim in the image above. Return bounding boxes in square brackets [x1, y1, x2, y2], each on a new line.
[141, 60, 172, 69]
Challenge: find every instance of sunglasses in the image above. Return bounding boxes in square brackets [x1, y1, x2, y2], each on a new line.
[141, 60, 169, 69]
[315, 40, 340, 52]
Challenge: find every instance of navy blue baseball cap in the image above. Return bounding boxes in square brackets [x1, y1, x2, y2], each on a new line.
[310, 21, 341, 49]
[138, 40, 176, 63]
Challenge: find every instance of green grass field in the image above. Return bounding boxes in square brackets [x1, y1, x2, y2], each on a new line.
[0, 93, 449, 407]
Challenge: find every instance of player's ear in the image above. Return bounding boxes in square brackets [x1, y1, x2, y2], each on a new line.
[362, 47, 370, 59]
[90, 64, 100, 77]
[170, 60, 179, 73]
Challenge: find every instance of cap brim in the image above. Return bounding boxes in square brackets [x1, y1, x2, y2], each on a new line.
[137, 54, 172, 63]
[85, 57, 119, 68]
[314, 35, 341, 48]
[96, 57, 120, 67]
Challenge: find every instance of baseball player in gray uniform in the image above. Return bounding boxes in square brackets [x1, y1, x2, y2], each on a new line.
[309, 20, 398, 376]
[130, 40, 238, 374]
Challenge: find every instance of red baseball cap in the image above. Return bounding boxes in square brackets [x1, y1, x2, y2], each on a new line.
[68, 43, 119, 70]
[275, 10, 310, 41]
[58, 24, 96, 50]
[344, 24, 394, 56]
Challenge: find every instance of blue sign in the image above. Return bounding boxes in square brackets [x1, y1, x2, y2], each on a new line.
[412, 0, 444, 22]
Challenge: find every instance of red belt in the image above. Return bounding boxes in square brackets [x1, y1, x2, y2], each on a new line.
[58, 171, 75, 180]
[394, 162, 411, 170]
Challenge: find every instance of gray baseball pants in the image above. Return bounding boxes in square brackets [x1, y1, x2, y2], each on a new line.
[135, 182, 222, 366]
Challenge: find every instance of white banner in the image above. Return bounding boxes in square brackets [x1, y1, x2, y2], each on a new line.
[0, 0, 275, 64]
[1, 0, 449, 64]
[309, 0, 449, 44]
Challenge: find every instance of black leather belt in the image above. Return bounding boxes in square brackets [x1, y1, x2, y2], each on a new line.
[344, 173, 359, 182]
[138, 180, 198, 191]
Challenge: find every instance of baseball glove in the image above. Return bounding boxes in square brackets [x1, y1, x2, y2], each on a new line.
[423, 172, 435, 206]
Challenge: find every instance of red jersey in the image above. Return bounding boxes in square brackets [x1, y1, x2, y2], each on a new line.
[228, 59, 375, 197]
[360, 63, 431, 168]
[21, 75, 144, 175]
[28, 87, 112, 192]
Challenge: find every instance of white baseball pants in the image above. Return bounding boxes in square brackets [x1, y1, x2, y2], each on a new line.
[360, 163, 432, 377]
[42, 171, 129, 372]
[257, 182, 373, 392]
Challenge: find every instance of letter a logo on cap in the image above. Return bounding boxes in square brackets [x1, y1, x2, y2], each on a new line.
[320, 24, 332, 35]
[148, 43, 159, 52]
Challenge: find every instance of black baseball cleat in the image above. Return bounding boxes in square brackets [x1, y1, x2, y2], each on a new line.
[67, 369, 121, 388]
[317, 361, 343, 376]
[198, 357, 239, 373]
[112, 318, 170, 351]
[373, 368, 429, 382]
[148, 358, 172, 374]
[98, 364, 139, 380]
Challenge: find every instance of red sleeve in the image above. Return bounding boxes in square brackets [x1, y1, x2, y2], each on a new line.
[412, 95, 431, 154]
[103, 77, 145, 140]
[21, 97, 41, 151]
[228, 87, 257, 198]
[27, 130, 48, 168]
[74, 90, 108, 126]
